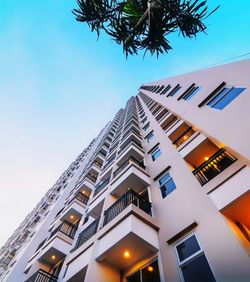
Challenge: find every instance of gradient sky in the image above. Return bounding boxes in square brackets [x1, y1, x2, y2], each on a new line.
[0, 0, 250, 248]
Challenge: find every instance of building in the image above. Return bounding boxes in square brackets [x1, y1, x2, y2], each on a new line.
[0, 59, 249, 282]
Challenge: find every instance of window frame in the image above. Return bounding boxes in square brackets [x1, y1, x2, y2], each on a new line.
[145, 131, 154, 143]
[167, 84, 181, 97]
[158, 171, 176, 198]
[206, 86, 245, 109]
[151, 146, 161, 161]
[174, 233, 216, 282]
[126, 258, 160, 282]
[143, 122, 150, 131]
[182, 86, 201, 101]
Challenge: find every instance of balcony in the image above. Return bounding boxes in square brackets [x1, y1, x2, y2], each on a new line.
[110, 157, 150, 197]
[25, 269, 58, 282]
[68, 191, 89, 207]
[192, 149, 237, 186]
[95, 201, 159, 271]
[72, 217, 100, 252]
[160, 113, 179, 132]
[169, 124, 196, 149]
[75, 177, 95, 193]
[103, 190, 151, 226]
[49, 221, 78, 240]
[35, 222, 78, 268]
[116, 141, 144, 166]
[122, 127, 141, 141]
[93, 176, 110, 197]
[120, 131, 142, 150]
[221, 190, 250, 252]
[155, 108, 169, 123]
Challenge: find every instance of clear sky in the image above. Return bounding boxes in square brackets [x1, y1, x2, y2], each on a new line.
[0, 0, 250, 248]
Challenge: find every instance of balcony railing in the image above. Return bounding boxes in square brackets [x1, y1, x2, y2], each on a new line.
[93, 176, 110, 196]
[67, 191, 89, 206]
[25, 269, 58, 282]
[72, 217, 100, 251]
[75, 191, 89, 205]
[86, 174, 97, 183]
[172, 127, 195, 148]
[193, 149, 237, 186]
[113, 157, 145, 178]
[103, 189, 152, 226]
[49, 220, 78, 239]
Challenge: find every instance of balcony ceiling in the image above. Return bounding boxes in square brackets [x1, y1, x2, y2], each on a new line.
[97, 233, 157, 270]
[110, 166, 150, 197]
[60, 207, 82, 224]
[223, 190, 250, 229]
[38, 246, 65, 266]
[116, 146, 144, 166]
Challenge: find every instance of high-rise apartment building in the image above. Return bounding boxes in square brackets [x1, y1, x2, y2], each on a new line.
[0, 60, 249, 282]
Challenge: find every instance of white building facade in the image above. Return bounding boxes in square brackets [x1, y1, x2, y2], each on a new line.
[0, 60, 249, 282]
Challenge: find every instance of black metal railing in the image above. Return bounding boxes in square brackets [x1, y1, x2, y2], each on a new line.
[93, 176, 110, 196]
[72, 217, 100, 251]
[156, 109, 169, 122]
[25, 269, 58, 282]
[67, 191, 89, 206]
[103, 189, 152, 226]
[172, 127, 195, 148]
[193, 149, 237, 186]
[113, 157, 145, 178]
[49, 220, 78, 239]
[86, 173, 97, 183]
[75, 191, 89, 205]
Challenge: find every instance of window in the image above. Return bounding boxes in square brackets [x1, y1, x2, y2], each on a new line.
[167, 84, 181, 97]
[182, 86, 201, 101]
[151, 147, 161, 161]
[158, 172, 176, 198]
[175, 234, 216, 282]
[207, 87, 245, 110]
[143, 122, 150, 131]
[141, 117, 147, 124]
[161, 84, 171, 95]
[146, 131, 154, 143]
[127, 260, 160, 282]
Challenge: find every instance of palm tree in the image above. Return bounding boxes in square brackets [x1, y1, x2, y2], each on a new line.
[72, 0, 219, 57]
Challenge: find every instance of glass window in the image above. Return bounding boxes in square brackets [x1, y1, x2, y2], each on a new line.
[207, 87, 245, 110]
[181, 253, 216, 282]
[175, 235, 216, 282]
[176, 235, 200, 262]
[168, 85, 181, 97]
[146, 131, 154, 143]
[127, 271, 140, 282]
[141, 260, 161, 282]
[143, 122, 150, 131]
[183, 87, 201, 101]
[151, 147, 161, 161]
[127, 260, 160, 282]
[159, 172, 176, 198]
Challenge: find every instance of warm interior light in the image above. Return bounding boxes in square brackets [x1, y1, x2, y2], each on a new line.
[123, 250, 131, 259]
[183, 135, 187, 140]
[51, 255, 56, 260]
[70, 215, 75, 219]
[204, 156, 209, 161]
[147, 266, 154, 272]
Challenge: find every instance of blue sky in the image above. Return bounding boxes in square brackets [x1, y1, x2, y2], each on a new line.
[0, 0, 250, 247]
